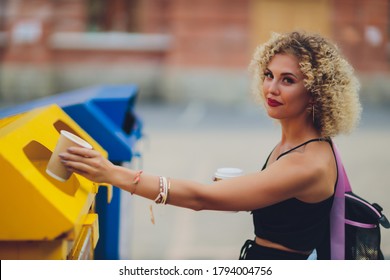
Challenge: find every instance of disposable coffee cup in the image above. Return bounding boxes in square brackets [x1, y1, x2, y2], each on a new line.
[213, 167, 243, 181]
[46, 130, 92, 182]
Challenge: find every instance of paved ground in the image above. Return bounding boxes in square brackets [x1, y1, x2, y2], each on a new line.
[117, 102, 390, 260]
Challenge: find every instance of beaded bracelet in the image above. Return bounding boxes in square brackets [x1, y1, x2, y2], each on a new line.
[150, 176, 172, 225]
[155, 176, 170, 204]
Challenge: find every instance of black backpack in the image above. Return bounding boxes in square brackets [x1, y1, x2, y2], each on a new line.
[344, 191, 390, 259]
[317, 141, 390, 260]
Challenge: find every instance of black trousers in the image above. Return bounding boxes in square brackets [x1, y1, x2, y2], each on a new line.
[239, 239, 310, 260]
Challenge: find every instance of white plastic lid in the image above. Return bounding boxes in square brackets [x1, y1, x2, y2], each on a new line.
[214, 167, 243, 179]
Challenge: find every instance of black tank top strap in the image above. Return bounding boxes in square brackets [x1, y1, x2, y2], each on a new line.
[261, 147, 275, 170]
[276, 137, 330, 160]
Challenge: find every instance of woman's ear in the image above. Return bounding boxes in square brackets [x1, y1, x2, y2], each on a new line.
[307, 93, 315, 107]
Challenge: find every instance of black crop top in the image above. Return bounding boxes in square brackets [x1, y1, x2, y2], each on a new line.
[252, 138, 336, 251]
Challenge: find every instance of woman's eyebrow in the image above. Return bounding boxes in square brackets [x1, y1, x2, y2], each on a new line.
[266, 68, 299, 79]
[281, 72, 299, 79]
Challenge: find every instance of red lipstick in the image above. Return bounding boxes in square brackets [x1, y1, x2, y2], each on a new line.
[267, 98, 282, 107]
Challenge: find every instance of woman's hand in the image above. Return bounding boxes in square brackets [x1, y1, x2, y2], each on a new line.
[59, 147, 116, 184]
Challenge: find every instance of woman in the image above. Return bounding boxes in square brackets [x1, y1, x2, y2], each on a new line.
[59, 31, 361, 260]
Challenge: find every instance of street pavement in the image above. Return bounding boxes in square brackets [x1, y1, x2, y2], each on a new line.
[118, 102, 390, 260]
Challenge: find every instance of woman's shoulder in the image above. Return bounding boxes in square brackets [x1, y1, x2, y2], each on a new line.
[285, 139, 334, 169]
[278, 138, 332, 161]
[283, 140, 336, 202]
[274, 140, 335, 185]
[248, 139, 335, 206]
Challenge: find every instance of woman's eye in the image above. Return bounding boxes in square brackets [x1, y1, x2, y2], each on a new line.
[283, 77, 294, 84]
[264, 72, 273, 79]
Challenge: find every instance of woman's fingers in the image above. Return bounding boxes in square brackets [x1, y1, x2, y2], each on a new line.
[67, 146, 100, 158]
[59, 147, 113, 183]
[59, 148, 101, 166]
[61, 158, 92, 174]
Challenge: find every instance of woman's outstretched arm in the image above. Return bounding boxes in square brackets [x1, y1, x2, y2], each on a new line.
[59, 145, 330, 212]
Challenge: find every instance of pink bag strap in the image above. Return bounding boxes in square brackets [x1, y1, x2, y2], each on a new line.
[330, 140, 351, 259]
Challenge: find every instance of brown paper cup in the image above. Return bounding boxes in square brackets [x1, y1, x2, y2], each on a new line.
[46, 130, 92, 182]
[213, 167, 243, 181]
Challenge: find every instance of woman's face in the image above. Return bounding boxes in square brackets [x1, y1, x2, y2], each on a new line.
[262, 53, 311, 121]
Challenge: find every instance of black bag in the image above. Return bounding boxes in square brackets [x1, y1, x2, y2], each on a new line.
[326, 141, 390, 260]
[344, 192, 390, 259]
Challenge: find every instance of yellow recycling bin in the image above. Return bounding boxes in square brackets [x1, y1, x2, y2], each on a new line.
[0, 104, 110, 259]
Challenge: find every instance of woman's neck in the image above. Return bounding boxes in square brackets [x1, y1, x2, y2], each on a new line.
[279, 118, 320, 147]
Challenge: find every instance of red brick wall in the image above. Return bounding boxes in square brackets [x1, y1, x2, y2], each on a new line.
[331, 0, 389, 72]
[52, 0, 88, 32]
[165, 0, 250, 68]
[2, 0, 250, 68]
[1, 0, 389, 71]
[2, 0, 54, 64]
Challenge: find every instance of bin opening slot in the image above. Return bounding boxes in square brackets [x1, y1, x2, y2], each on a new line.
[53, 120, 84, 140]
[23, 140, 80, 196]
[122, 110, 136, 135]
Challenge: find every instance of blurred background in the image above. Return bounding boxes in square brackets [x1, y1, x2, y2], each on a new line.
[2, 0, 390, 106]
[0, 0, 389, 259]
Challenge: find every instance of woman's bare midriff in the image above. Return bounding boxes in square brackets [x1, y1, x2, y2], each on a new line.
[255, 236, 312, 255]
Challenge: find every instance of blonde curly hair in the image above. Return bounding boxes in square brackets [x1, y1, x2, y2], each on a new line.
[249, 31, 362, 137]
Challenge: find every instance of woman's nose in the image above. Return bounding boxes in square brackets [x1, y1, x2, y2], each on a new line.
[267, 79, 280, 95]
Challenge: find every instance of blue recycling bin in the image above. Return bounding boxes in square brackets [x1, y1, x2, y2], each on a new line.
[0, 84, 143, 260]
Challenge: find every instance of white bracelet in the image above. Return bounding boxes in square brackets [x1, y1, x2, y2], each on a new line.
[155, 176, 169, 204]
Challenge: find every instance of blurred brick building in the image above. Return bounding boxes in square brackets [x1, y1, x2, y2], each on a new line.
[0, 0, 389, 105]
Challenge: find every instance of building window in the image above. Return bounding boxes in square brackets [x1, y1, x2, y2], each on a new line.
[87, 0, 140, 32]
